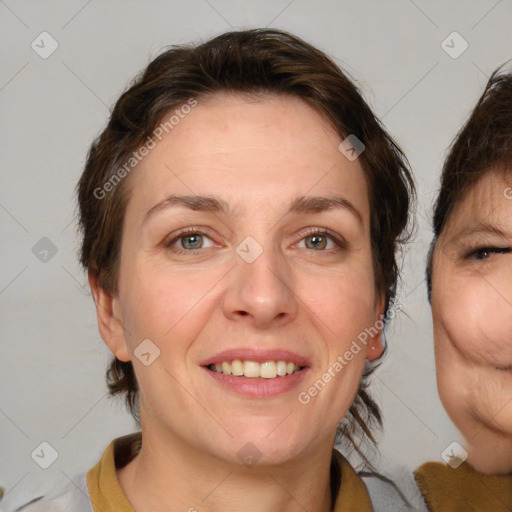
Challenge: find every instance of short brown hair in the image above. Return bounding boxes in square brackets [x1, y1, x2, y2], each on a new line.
[77, 28, 414, 455]
[426, 64, 512, 299]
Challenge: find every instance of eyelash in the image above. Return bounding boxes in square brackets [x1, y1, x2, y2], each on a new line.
[164, 227, 346, 255]
[465, 246, 511, 260]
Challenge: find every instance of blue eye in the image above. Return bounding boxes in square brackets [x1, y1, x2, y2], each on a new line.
[297, 228, 345, 251]
[301, 234, 331, 250]
[307, 234, 327, 250]
[164, 227, 346, 256]
[180, 233, 204, 250]
[165, 229, 215, 253]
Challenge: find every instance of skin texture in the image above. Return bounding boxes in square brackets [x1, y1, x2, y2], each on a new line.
[89, 93, 384, 511]
[431, 170, 512, 474]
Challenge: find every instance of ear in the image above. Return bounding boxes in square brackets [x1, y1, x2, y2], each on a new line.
[88, 269, 131, 362]
[366, 294, 386, 362]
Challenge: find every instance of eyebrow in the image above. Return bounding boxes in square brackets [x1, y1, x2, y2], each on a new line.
[450, 222, 510, 241]
[144, 194, 363, 225]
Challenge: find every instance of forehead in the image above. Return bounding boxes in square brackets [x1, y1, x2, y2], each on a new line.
[443, 169, 512, 233]
[144, 93, 343, 169]
[125, 92, 370, 217]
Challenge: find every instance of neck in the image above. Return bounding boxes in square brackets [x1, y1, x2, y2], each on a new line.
[117, 426, 335, 512]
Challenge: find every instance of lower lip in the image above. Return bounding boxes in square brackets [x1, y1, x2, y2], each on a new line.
[202, 367, 309, 398]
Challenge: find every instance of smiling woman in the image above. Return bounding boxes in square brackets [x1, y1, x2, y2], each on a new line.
[12, 29, 415, 512]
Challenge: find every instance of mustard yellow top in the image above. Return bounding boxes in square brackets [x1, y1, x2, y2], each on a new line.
[414, 461, 512, 511]
[86, 432, 374, 512]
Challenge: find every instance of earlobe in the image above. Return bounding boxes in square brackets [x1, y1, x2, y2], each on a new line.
[366, 330, 385, 361]
[87, 270, 131, 362]
[366, 296, 386, 361]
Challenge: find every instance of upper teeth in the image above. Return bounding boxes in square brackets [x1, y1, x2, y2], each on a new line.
[208, 360, 303, 378]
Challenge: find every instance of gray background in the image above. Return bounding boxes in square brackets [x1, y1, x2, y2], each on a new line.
[1, 0, 511, 508]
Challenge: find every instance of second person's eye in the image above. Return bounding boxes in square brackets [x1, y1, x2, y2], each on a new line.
[467, 246, 511, 260]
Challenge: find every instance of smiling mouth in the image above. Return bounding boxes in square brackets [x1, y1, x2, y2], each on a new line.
[205, 360, 305, 379]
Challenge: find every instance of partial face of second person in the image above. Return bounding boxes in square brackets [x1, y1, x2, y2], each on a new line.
[95, 93, 384, 468]
[431, 170, 512, 472]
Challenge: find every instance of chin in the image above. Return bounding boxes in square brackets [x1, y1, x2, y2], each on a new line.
[229, 433, 308, 467]
[461, 411, 512, 475]
[466, 446, 512, 475]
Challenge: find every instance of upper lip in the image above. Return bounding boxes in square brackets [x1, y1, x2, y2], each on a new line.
[200, 348, 311, 367]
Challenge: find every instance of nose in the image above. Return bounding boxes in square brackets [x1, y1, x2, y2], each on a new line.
[222, 241, 299, 329]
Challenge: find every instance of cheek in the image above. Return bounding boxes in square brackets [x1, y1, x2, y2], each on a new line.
[120, 258, 219, 344]
[306, 267, 377, 355]
[434, 275, 512, 366]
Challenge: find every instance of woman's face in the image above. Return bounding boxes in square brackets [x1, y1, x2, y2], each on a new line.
[103, 93, 384, 466]
[431, 170, 512, 467]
